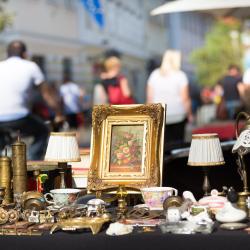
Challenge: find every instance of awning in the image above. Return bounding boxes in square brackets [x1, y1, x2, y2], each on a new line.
[151, 0, 250, 17]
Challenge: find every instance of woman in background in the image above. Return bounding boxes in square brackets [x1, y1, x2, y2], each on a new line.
[147, 50, 193, 148]
[97, 56, 134, 105]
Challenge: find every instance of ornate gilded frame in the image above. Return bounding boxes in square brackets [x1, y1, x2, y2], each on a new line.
[88, 104, 165, 191]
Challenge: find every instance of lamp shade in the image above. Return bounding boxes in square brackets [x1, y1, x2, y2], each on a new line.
[188, 133, 225, 166]
[232, 129, 250, 156]
[44, 132, 80, 162]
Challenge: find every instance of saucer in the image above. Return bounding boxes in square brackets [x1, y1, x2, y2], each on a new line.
[220, 223, 248, 230]
[134, 204, 163, 211]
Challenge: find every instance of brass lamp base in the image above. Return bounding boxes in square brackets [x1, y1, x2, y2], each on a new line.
[237, 191, 250, 216]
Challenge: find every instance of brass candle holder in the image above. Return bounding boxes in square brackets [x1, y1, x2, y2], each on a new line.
[12, 136, 27, 196]
[0, 150, 13, 204]
[232, 112, 250, 212]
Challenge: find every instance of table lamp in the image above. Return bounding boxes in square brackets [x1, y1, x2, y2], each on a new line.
[44, 132, 80, 189]
[232, 112, 250, 210]
[187, 133, 225, 196]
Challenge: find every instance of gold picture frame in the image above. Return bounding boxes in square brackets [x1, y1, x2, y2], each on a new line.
[88, 104, 165, 191]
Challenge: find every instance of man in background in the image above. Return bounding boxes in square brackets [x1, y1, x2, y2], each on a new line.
[0, 40, 63, 160]
[219, 64, 242, 119]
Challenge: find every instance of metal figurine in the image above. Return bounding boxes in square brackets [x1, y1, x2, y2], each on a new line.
[12, 136, 27, 196]
[0, 150, 13, 204]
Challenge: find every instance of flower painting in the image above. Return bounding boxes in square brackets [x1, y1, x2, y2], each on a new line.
[109, 125, 144, 172]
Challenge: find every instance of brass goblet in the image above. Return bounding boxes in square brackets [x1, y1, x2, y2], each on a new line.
[0, 187, 6, 205]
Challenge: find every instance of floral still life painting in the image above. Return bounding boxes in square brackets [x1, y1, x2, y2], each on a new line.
[109, 125, 144, 173]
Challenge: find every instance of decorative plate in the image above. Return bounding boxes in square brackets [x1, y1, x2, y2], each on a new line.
[220, 222, 248, 230]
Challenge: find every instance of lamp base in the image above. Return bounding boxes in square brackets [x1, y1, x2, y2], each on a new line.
[202, 167, 211, 197]
[238, 191, 250, 217]
[58, 162, 68, 189]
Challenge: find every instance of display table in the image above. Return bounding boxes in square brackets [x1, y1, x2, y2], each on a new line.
[0, 224, 250, 250]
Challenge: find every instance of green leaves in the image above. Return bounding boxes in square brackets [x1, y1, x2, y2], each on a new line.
[190, 18, 243, 87]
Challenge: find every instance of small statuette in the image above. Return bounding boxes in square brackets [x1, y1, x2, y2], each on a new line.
[215, 201, 247, 223]
[106, 222, 133, 236]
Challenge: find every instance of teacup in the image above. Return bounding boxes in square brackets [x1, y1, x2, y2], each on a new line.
[140, 187, 178, 210]
[44, 188, 81, 208]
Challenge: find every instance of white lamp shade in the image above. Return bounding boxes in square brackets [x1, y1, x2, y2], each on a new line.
[44, 132, 80, 162]
[232, 129, 250, 156]
[188, 133, 225, 166]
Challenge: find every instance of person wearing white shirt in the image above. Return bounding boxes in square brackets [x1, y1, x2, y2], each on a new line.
[60, 75, 84, 129]
[0, 40, 63, 160]
[147, 50, 193, 149]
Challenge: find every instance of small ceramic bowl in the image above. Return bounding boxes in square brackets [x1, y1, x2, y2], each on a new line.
[140, 187, 178, 210]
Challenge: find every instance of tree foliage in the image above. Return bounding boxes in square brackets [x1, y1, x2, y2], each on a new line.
[0, 0, 11, 32]
[190, 18, 243, 87]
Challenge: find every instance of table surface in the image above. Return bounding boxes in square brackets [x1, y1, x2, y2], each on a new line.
[1, 223, 250, 250]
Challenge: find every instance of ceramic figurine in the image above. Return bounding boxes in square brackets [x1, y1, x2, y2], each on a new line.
[215, 201, 247, 223]
[198, 189, 227, 213]
[106, 222, 133, 236]
[166, 207, 181, 223]
[183, 191, 197, 203]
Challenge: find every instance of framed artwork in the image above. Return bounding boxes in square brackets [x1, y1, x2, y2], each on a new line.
[88, 104, 165, 191]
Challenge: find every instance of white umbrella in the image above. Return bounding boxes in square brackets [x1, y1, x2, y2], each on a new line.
[151, 0, 250, 17]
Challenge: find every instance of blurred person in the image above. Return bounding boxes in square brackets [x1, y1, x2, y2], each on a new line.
[0, 40, 63, 160]
[238, 66, 250, 111]
[99, 56, 135, 104]
[60, 74, 84, 129]
[219, 65, 242, 119]
[147, 50, 193, 146]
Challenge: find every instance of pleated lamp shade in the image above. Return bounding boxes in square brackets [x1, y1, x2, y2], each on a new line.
[44, 132, 80, 162]
[188, 133, 225, 166]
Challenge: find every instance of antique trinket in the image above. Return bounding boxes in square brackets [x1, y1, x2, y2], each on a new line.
[12, 137, 27, 196]
[0, 153, 13, 204]
[50, 216, 110, 235]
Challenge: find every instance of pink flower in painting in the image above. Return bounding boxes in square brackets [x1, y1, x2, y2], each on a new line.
[124, 132, 133, 139]
[122, 147, 130, 154]
[116, 152, 125, 160]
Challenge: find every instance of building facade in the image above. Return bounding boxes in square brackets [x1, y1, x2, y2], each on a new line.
[166, 11, 214, 79]
[0, 0, 167, 102]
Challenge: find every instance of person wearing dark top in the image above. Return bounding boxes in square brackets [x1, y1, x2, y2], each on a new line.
[220, 64, 242, 119]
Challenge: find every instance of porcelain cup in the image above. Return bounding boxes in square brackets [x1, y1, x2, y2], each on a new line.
[140, 187, 178, 210]
[44, 188, 81, 208]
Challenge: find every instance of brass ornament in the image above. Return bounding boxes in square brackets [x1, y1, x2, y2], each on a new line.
[50, 216, 110, 235]
[12, 138, 27, 196]
[0, 208, 9, 225]
[8, 209, 19, 223]
[0, 155, 13, 204]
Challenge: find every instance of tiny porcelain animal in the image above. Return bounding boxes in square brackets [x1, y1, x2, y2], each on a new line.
[215, 201, 247, 223]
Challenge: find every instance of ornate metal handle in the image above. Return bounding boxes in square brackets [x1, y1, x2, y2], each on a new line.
[235, 111, 250, 138]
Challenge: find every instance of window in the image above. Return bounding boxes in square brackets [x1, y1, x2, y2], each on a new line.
[31, 55, 46, 75]
[62, 57, 72, 79]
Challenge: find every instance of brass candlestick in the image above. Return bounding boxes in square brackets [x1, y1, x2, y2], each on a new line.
[12, 136, 27, 196]
[0, 151, 13, 204]
[116, 185, 128, 219]
[232, 112, 250, 212]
